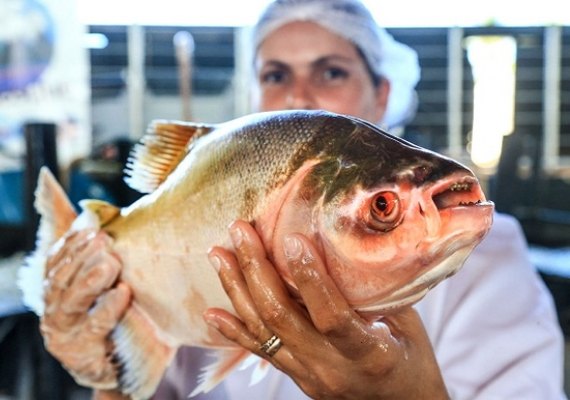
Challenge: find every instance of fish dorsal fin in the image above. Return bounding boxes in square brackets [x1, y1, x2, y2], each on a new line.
[124, 120, 214, 193]
[79, 199, 120, 226]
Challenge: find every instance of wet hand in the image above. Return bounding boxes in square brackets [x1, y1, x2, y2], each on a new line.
[41, 229, 131, 389]
[204, 220, 449, 399]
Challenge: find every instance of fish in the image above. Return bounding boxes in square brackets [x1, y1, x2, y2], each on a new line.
[19, 110, 494, 399]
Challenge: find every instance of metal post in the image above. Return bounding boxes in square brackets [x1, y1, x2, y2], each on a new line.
[447, 27, 464, 158]
[542, 25, 562, 172]
[174, 31, 195, 121]
[24, 122, 58, 251]
[127, 24, 146, 140]
[233, 26, 254, 118]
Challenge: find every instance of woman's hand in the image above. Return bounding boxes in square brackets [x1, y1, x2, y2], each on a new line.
[40, 229, 131, 390]
[204, 220, 449, 400]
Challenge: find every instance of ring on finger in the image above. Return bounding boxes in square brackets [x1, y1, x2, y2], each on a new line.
[259, 334, 282, 357]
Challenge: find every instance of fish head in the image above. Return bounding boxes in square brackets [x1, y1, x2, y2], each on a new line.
[272, 114, 494, 318]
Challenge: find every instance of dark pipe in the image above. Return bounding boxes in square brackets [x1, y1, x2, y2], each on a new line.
[24, 122, 58, 251]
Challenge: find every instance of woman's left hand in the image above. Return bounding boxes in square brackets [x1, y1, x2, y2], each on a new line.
[203, 220, 449, 400]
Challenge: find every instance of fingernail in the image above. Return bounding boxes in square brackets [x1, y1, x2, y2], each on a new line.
[208, 253, 222, 273]
[229, 225, 243, 247]
[203, 312, 220, 329]
[283, 235, 303, 259]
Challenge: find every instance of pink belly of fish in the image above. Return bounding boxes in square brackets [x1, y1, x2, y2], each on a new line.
[113, 231, 236, 349]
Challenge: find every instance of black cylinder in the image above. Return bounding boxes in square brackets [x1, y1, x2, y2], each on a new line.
[24, 122, 58, 251]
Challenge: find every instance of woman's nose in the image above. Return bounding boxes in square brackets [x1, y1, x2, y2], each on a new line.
[286, 80, 316, 110]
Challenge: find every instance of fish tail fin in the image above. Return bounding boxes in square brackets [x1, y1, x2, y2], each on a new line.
[112, 305, 177, 400]
[33, 167, 78, 251]
[18, 166, 77, 315]
[189, 349, 253, 397]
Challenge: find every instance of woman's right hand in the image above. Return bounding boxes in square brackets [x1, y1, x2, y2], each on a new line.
[40, 229, 131, 390]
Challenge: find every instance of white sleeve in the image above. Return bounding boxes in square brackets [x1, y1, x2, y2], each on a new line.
[416, 213, 566, 400]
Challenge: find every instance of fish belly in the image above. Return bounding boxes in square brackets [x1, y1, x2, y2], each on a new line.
[109, 216, 236, 349]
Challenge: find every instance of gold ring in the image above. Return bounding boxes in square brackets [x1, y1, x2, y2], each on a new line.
[259, 334, 282, 357]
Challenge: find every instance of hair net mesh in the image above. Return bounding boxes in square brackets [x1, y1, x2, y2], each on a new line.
[253, 0, 421, 129]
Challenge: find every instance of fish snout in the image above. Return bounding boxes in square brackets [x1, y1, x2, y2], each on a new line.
[420, 172, 492, 239]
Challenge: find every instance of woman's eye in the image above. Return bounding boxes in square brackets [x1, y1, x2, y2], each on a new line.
[261, 70, 287, 84]
[322, 67, 348, 81]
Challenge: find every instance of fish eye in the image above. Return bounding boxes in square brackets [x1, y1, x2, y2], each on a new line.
[369, 191, 402, 232]
[373, 191, 399, 218]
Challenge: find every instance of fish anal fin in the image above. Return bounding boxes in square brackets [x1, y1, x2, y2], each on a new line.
[249, 358, 271, 386]
[189, 349, 252, 397]
[18, 167, 77, 315]
[124, 120, 214, 194]
[112, 305, 177, 400]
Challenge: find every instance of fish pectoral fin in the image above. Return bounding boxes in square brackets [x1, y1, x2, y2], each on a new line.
[189, 349, 253, 396]
[124, 120, 215, 193]
[79, 199, 120, 226]
[111, 306, 177, 400]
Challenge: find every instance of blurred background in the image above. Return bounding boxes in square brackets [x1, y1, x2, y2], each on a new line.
[0, 0, 569, 398]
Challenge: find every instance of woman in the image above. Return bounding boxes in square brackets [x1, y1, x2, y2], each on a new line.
[40, 1, 565, 399]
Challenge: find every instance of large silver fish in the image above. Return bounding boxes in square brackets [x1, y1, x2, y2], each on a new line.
[20, 110, 494, 399]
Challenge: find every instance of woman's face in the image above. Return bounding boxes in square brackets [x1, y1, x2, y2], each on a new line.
[253, 21, 390, 124]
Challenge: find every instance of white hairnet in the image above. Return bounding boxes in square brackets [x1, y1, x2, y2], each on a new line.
[253, 0, 421, 129]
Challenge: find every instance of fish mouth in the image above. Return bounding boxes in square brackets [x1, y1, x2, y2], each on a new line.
[431, 174, 490, 209]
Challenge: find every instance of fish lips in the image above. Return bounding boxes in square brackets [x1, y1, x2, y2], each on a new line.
[430, 173, 493, 211]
